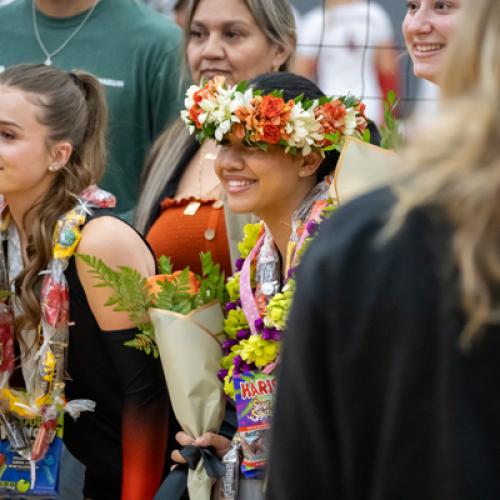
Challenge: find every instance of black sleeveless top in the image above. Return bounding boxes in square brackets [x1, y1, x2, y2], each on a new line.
[63, 210, 168, 499]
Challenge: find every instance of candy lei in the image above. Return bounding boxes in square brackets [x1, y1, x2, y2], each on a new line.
[218, 192, 336, 400]
[0, 186, 115, 473]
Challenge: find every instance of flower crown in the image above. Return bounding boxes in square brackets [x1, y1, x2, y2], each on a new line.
[181, 76, 370, 156]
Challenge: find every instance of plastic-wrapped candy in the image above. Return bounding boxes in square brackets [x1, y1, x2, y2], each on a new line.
[233, 371, 276, 479]
[80, 185, 116, 209]
[40, 276, 69, 329]
[0, 188, 113, 495]
[0, 413, 30, 455]
[31, 416, 57, 462]
[0, 304, 15, 376]
[220, 435, 241, 500]
[53, 211, 85, 260]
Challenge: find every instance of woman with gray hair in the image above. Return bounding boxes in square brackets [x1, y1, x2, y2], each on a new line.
[135, 0, 295, 281]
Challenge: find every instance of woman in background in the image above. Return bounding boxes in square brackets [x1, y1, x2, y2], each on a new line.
[403, 0, 462, 84]
[135, 0, 295, 278]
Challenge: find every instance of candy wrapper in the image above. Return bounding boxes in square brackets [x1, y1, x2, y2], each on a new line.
[0, 304, 15, 380]
[0, 413, 63, 497]
[233, 371, 276, 479]
[219, 435, 241, 500]
[149, 301, 226, 500]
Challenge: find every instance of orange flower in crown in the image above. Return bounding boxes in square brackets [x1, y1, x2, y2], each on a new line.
[181, 77, 370, 155]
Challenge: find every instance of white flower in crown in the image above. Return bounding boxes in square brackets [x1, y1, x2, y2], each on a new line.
[180, 109, 195, 134]
[230, 88, 254, 112]
[184, 84, 199, 109]
[196, 83, 241, 141]
[285, 101, 324, 156]
[343, 107, 358, 137]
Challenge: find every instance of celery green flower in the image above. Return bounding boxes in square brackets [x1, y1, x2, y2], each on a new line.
[224, 308, 249, 339]
[237, 223, 263, 258]
[226, 273, 241, 302]
[223, 365, 236, 399]
[239, 335, 280, 368]
[264, 280, 295, 331]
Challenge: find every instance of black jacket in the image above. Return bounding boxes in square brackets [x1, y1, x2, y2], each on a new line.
[267, 188, 500, 500]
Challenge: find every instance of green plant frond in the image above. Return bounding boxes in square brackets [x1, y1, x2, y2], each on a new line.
[379, 90, 403, 150]
[124, 332, 159, 358]
[158, 255, 173, 275]
[76, 253, 120, 288]
[77, 253, 151, 324]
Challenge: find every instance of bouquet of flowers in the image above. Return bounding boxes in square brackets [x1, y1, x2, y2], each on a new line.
[78, 252, 228, 500]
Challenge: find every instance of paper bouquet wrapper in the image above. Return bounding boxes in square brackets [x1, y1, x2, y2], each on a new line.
[149, 302, 226, 500]
[331, 136, 402, 205]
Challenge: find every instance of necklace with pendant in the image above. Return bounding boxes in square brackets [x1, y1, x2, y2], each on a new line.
[183, 143, 218, 216]
[32, 0, 100, 66]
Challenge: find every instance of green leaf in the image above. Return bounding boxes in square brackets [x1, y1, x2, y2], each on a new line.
[270, 89, 284, 98]
[379, 90, 403, 150]
[342, 95, 358, 108]
[302, 98, 314, 110]
[236, 80, 249, 93]
[158, 255, 173, 275]
[362, 128, 371, 143]
[387, 89, 396, 106]
[325, 131, 340, 144]
[77, 253, 153, 334]
[318, 95, 331, 106]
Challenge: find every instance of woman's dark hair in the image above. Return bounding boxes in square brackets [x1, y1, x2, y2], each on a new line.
[250, 72, 380, 180]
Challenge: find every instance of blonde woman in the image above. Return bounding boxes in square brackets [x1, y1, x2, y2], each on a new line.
[268, 0, 500, 499]
[134, 0, 295, 277]
[0, 64, 167, 499]
[403, 0, 462, 84]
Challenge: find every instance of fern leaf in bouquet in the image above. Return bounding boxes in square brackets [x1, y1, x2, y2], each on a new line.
[77, 254, 158, 357]
[77, 251, 227, 357]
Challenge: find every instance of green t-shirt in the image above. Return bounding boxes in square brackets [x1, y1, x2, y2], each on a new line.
[0, 0, 184, 219]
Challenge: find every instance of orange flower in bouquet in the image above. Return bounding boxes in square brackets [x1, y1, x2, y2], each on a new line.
[147, 271, 200, 298]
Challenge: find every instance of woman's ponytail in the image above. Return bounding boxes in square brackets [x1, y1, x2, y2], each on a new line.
[72, 71, 108, 184]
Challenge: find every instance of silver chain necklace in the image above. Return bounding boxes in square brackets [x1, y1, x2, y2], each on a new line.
[32, 0, 100, 66]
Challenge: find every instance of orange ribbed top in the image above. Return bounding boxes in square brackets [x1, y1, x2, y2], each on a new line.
[146, 197, 233, 277]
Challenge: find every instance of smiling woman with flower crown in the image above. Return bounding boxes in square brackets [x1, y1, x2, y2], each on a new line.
[171, 72, 374, 495]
